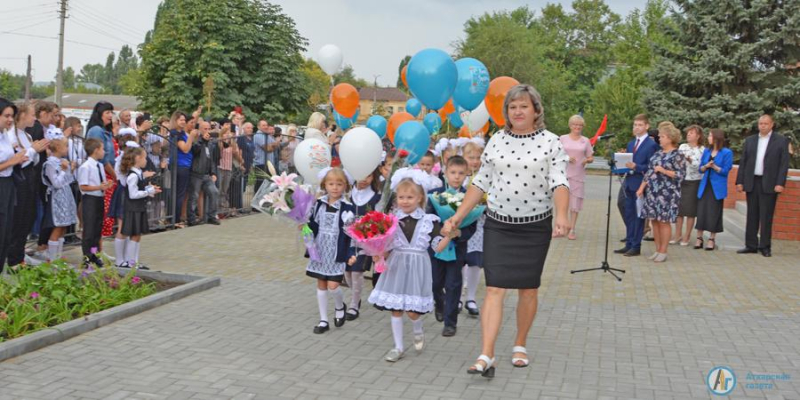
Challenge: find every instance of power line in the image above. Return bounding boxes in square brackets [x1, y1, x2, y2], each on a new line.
[0, 31, 57, 40]
[5, 3, 53, 14]
[65, 39, 117, 51]
[69, 2, 147, 40]
[1, 18, 58, 36]
[69, 17, 138, 47]
[69, 13, 143, 45]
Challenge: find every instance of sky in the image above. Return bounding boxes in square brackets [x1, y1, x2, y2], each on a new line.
[2, 0, 647, 88]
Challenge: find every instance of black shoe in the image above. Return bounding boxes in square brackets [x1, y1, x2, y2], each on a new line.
[313, 321, 330, 334]
[465, 300, 480, 317]
[760, 248, 772, 257]
[693, 237, 704, 249]
[623, 248, 641, 257]
[207, 219, 220, 226]
[134, 263, 150, 270]
[442, 326, 457, 337]
[614, 247, 631, 254]
[187, 220, 199, 227]
[345, 308, 359, 321]
[435, 308, 444, 322]
[643, 236, 655, 242]
[620, 238, 627, 243]
[117, 262, 131, 269]
[334, 303, 347, 327]
[737, 247, 758, 254]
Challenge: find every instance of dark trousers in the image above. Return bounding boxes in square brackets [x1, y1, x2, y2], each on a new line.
[0, 178, 16, 272]
[623, 187, 644, 250]
[188, 174, 219, 224]
[254, 164, 266, 194]
[432, 257, 463, 328]
[174, 166, 191, 223]
[81, 195, 104, 263]
[745, 176, 778, 250]
[7, 166, 37, 266]
[617, 186, 627, 241]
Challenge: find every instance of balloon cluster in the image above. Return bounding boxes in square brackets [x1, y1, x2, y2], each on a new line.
[298, 44, 522, 187]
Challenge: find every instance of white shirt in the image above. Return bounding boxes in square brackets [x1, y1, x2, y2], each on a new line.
[126, 167, 156, 199]
[6, 128, 38, 169]
[0, 131, 16, 177]
[754, 131, 772, 176]
[114, 154, 127, 186]
[350, 186, 375, 207]
[78, 157, 107, 197]
[472, 129, 570, 218]
[678, 143, 705, 181]
[67, 137, 86, 176]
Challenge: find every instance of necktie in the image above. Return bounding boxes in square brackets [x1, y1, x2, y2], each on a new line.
[633, 138, 642, 153]
[97, 162, 105, 184]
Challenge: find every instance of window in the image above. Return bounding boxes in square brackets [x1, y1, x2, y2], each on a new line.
[387, 106, 394, 114]
[399, 107, 405, 113]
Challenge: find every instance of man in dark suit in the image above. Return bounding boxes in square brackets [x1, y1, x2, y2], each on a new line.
[735, 114, 790, 257]
[615, 114, 658, 256]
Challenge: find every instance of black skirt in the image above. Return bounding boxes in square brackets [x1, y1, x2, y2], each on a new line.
[482, 215, 552, 289]
[694, 184, 724, 233]
[678, 179, 700, 217]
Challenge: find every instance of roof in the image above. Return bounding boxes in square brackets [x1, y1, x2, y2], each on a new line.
[358, 87, 409, 102]
[43, 93, 141, 110]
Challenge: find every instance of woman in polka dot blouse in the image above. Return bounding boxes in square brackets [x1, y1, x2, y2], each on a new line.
[443, 84, 570, 378]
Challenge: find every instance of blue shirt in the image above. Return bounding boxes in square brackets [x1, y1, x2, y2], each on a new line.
[253, 131, 275, 166]
[86, 125, 115, 166]
[172, 130, 193, 168]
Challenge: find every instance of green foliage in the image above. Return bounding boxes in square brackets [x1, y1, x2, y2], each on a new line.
[333, 64, 370, 88]
[0, 70, 26, 99]
[0, 261, 156, 342]
[643, 0, 800, 163]
[76, 45, 140, 95]
[292, 58, 330, 125]
[137, 0, 309, 122]
[396, 55, 411, 90]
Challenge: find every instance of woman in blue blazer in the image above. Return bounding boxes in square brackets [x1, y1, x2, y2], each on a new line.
[695, 129, 733, 250]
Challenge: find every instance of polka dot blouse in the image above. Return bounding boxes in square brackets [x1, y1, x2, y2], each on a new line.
[472, 128, 570, 218]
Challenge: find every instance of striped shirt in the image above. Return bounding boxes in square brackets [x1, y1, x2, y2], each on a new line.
[219, 145, 233, 171]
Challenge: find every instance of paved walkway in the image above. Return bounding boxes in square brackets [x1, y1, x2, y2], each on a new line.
[1, 176, 798, 400]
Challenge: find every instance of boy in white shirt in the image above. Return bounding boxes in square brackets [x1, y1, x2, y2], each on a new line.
[78, 138, 113, 267]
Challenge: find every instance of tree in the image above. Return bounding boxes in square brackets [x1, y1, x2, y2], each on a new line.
[138, 0, 309, 122]
[333, 64, 369, 88]
[396, 55, 411, 89]
[77, 63, 105, 85]
[58, 66, 76, 89]
[293, 58, 331, 124]
[0, 70, 26, 99]
[643, 0, 800, 161]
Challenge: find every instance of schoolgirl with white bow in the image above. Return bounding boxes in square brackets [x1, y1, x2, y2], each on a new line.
[306, 167, 357, 334]
[118, 147, 161, 269]
[41, 138, 78, 262]
[368, 168, 458, 362]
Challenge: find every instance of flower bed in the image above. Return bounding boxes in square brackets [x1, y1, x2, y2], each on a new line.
[0, 261, 157, 342]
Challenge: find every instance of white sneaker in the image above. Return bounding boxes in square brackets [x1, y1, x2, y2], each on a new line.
[384, 348, 404, 362]
[413, 334, 425, 352]
[31, 250, 48, 260]
[24, 255, 43, 266]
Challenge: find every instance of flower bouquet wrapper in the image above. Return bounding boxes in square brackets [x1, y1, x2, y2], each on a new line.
[428, 192, 486, 262]
[345, 212, 399, 274]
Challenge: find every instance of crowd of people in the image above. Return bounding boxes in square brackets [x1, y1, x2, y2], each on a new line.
[0, 86, 792, 378]
[0, 97, 312, 272]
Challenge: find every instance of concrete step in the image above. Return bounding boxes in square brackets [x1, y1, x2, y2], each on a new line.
[735, 200, 747, 216]
[718, 202, 747, 250]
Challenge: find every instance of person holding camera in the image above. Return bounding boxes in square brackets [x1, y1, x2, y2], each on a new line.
[187, 121, 220, 226]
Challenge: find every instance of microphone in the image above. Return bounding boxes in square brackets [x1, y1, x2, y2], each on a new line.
[597, 132, 616, 140]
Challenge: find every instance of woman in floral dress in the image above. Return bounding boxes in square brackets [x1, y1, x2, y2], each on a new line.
[637, 122, 685, 263]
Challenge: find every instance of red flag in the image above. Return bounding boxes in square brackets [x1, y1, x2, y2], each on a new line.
[590, 114, 608, 146]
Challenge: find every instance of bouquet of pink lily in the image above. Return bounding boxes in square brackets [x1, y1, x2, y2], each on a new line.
[251, 169, 320, 260]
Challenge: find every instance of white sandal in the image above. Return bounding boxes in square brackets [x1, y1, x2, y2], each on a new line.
[511, 346, 529, 368]
[466, 354, 495, 378]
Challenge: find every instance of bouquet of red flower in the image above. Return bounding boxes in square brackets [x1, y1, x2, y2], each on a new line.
[345, 211, 399, 273]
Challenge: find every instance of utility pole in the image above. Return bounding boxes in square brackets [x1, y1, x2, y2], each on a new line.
[55, 0, 68, 107]
[24, 55, 32, 101]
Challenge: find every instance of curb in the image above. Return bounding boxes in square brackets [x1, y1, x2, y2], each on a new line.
[0, 271, 221, 362]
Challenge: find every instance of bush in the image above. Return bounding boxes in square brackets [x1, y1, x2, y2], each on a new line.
[0, 261, 156, 342]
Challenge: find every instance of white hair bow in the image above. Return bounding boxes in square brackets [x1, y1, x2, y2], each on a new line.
[125, 141, 140, 149]
[317, 166, 355, 185]
[390, 167, 437, 192]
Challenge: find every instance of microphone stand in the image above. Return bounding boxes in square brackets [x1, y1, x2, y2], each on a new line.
[571, 134, 625, 281]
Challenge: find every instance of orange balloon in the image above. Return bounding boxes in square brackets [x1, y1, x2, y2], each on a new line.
[401, 66, 409, 89]
[441, 98, 456, 115]
[485, 77, 519, 127]
[481, 121, 490, 134]
[387, 112, 414, 142]
[458, 126, 471, 138]
[330, 83, 360, 118]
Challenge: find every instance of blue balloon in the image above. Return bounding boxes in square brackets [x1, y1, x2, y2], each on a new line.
[393, 121, 430, 165]
[366, 115, 387, 138]
[406, 48, 458, 111]
[423, 112, 442, 135]
[334, 108, 360, 131]
[453, 58, 490, 111]
[405, 98, 422, 118]
[448, 105, 464, 129]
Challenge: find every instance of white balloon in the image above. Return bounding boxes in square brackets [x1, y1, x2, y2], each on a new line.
[293, 138, 332, 185]
[468, 101, 490, 132]
[317, 44, 343, 76]
[339, 127, 383, 180]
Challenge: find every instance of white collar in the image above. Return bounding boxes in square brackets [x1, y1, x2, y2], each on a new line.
[395, 207, 425, 220]
[320, 195, 345, 209]
[351, 186, 375, 207]
[759, 131, 772, 139]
